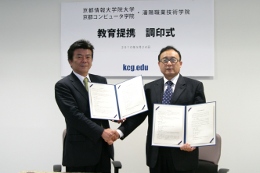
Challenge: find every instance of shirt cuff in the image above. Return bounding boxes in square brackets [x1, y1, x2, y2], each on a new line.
[116, 129, 124, 138]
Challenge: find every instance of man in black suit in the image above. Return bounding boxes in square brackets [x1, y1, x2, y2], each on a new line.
[55, 39, 116, 173]
[116, 46, 206, 173]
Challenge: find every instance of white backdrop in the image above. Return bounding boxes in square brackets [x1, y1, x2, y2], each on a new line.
[61, 0, 214, 77]
[1, 0, 260, 173]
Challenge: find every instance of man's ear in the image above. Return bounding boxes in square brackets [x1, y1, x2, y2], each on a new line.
[68, 59, 73, 67]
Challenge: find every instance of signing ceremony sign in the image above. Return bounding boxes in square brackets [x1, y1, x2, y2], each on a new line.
[61, 0, 214, 77]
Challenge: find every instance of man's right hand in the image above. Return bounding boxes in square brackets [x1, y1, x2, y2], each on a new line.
[101, 128, 120, 145]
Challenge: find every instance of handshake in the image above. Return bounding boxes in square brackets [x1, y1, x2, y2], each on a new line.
[101, 128, 120, 145]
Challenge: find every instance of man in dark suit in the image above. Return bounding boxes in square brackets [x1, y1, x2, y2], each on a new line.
[55, 39, 116, 173]
[116, 46, 206, 173]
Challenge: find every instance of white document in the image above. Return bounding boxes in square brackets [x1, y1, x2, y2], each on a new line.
[88, 76, 147, 120]
[152, 102, 216, 147]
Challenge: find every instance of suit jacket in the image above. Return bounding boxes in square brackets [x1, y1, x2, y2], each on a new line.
[118, 74, 206, 171]
[55, 72, 114, 167]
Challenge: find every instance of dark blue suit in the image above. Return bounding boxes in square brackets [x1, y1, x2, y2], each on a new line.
[55, 72, 114, 168]
[118, 74, 206, 171]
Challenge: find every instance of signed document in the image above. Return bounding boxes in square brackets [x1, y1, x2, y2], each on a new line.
[152, 102, 216, 147]
[88, 75, 147, 120]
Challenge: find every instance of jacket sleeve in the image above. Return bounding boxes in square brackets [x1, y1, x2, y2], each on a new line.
[55, 80, 104, 143]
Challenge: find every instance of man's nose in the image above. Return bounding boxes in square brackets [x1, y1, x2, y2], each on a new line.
[82, 57, 88, 62]
[166, 60, 172, 65]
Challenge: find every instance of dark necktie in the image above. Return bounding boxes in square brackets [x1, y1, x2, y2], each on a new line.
[162, 81, 173, 104]
[83, 77, 89, 91]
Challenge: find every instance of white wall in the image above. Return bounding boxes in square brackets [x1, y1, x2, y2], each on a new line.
[0, 0, 260, 173]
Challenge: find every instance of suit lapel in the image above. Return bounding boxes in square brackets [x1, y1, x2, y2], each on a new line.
[69, 72, 88, 100]
[171, 75, 186, 104]
[154, 78, 165, 104]
[89, 74, 99, 83]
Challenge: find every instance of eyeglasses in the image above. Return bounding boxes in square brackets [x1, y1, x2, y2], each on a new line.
[159, 57, 180, 64]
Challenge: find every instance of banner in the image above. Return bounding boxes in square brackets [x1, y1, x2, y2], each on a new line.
[61, 0, 214, 77]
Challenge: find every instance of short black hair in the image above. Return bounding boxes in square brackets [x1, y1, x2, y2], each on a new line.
[67, 39, 94, 61]
[158, 46, 182, 61]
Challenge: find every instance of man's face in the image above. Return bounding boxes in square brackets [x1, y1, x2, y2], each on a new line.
[158, 49, 182, 80]
[69, 48, 93, 76]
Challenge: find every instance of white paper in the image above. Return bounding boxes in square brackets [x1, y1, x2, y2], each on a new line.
[88, 76, 147, 120]
[152, 102, 216, 147]
[116, 76, 147, 119]
[185, 102, 216, 146]
[88, 83, 119, 119]
[152, 105, 185, 147]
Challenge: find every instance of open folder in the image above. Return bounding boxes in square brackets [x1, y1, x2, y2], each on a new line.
[152, 102, 216, 147]
[88, 75, 148, 120]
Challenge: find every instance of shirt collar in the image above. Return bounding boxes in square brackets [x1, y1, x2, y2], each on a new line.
[163, 73, 179, 85]
[72, 71, 91, 85]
